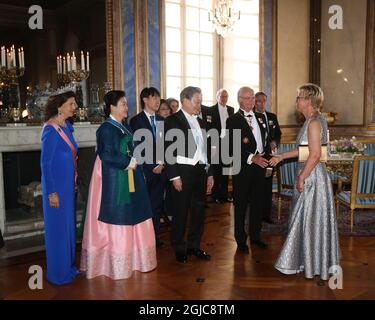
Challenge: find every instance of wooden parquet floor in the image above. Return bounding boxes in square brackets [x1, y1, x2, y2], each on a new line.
[1, 202, 374, 300]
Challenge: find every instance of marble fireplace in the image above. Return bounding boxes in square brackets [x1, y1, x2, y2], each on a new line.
[0, 123, 99, 241]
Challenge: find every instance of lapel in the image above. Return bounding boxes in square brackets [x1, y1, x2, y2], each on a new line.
[140, 111, 153, 132]
[228, 106, 234, 117]
[212, 103, 221, 131]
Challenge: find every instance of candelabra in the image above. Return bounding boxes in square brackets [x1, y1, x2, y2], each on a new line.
[0, 66, 25, 85]
[67, 69, 90, 83]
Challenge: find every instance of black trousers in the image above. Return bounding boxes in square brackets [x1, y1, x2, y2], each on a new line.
[211, 164, 229, 201]
[263, 174, 273, 219]
[170, 164, 207, 253]
[232, 164, 266, 244]
[144, 169, 164, 236]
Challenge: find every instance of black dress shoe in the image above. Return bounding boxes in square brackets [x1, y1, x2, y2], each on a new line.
[237, 244, 249, 253]
[175, 252, 188, 263]
[226, 196, 233, 203]
[214, 198, 222, 204]
[263, 217, 274, 224]
[187, 248, 211, 260]
[251, 240, 268, 249]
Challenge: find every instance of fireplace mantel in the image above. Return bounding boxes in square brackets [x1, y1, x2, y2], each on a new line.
[0, 123, 100, 233]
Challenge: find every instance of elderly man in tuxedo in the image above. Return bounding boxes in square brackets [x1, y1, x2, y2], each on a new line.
[226, 87, 270, 251]
[164, 86, 214, 263]
[208, 88, 235, 204]
[254, 91, 282, 224]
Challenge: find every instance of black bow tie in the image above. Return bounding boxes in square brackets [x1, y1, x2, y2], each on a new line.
[245, 114, 253, 117]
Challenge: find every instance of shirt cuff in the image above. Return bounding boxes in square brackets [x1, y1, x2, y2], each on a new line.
[170, 176, 181, 181]
[125, 157, 137, 170]
[247, 153, 255, 164]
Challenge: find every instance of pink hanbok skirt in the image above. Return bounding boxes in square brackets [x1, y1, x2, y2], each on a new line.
[80, 156, 157, 280]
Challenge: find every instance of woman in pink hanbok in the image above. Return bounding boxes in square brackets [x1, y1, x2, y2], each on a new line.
[80, 90, 157, 280]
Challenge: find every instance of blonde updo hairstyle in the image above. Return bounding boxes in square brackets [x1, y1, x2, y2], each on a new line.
[297, 83, 324, 111]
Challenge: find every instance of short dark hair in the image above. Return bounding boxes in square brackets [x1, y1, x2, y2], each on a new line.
[140, 87, 160, 109]
[44, 91, 76, 121]
[180, 86, 201, 103]
[103, 90, 126, 118]
[255, 91, 267, 99]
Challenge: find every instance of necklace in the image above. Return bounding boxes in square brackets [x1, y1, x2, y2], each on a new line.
[52, 116, 67, 128]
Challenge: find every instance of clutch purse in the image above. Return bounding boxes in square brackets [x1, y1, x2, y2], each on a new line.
[298, 144, 328, 162]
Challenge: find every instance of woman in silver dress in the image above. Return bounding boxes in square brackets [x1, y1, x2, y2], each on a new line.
[269, 83, 340, 281]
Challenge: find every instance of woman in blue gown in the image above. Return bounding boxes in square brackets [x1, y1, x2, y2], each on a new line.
[40, 91, 79, 285]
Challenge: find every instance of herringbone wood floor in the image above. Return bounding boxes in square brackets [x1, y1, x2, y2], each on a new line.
[1, 202, 374, 300]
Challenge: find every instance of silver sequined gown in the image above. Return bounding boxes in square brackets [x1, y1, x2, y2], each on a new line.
[274, 114, 341, 280]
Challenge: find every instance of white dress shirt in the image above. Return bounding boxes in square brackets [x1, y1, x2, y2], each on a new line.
[181, 109, 207, 165]
[240, 109, 264, 164]
[218, 103, 229, 138]
[170, 109, 208, 181]
[143, 110, 156, 128]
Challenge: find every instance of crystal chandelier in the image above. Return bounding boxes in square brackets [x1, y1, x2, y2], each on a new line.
[208, 0, 240, 38]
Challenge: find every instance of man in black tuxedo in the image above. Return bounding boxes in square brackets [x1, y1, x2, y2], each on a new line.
[130, 87, 165, 248]
[226, 87, 270, 251]
[254, 91, 282, 224]
[208, 89, 235, 203]
[164, 86, 214, 263]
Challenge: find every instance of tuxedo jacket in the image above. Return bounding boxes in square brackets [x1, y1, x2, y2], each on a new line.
[226, 110, 270, 168]
[129, 111, 164, 172]
[264, 111, 282, 146]
[164, 109, 213, 180]
[200, 105, 211, 127]
[207, 103, 235, 132]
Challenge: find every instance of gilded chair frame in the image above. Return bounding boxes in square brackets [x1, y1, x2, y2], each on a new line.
[276, 167, 294, 221]
[336, 155, 375, 232]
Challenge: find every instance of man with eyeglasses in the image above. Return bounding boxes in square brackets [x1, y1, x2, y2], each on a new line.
[254, 91, 282, 224]
[226, 87, 270, 251]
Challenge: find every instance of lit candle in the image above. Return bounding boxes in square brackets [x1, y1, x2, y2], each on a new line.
[80, 51, 85, 70]
[63, 57, 66, 74]
[57, 56, 60, 73]
[7, 51, 11, 68]
[59, 55, 62, 74]
[11, 46, 16, 66]
[72, 51, 76, 71]
[1, 46, 5, 67]
[67, 53, 71, 71]
[21, 47, 24, 68]
[86, 52, 89, 71]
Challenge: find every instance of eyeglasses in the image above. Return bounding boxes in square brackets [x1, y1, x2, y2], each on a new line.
[296, 96, 307, 101]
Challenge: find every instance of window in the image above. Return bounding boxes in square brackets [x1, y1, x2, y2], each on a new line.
[223, 0, 259, 109]
[164, 0, 259, 109]
[165, 0, 216, 106]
